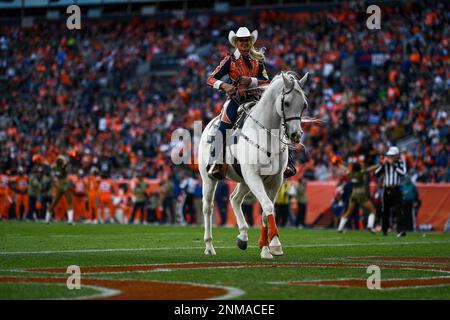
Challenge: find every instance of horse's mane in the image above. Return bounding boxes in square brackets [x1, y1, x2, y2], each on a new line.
[270, 70, 301, 83]
[285, 70, 302, 80]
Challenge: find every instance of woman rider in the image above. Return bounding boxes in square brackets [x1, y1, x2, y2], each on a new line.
[206, 27, 297, 180]
[335, 160, 379, 233]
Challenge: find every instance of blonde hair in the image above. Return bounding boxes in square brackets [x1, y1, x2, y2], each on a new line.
[250, 45, 266, 63]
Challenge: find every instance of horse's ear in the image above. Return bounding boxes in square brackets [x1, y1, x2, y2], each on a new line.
[298, 72, 309, 87]
[282, 72, 294, 91]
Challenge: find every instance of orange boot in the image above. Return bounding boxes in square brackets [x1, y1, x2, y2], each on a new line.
[258, 224, 269, 249]
[267, 214, 279, 240]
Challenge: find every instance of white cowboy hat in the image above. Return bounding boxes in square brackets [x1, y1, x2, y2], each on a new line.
[228, 27, 258, 46]
[386, 146, 400, 156]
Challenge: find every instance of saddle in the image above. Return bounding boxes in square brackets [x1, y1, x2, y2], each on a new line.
[233, 100, 258, 131]
[207, 100, 257, 142]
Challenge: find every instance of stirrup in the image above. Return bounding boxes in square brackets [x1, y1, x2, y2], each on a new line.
[283, 164, 296, 179]
[207, 162, 227, 180]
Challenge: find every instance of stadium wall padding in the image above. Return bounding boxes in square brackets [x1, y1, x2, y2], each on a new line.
[52, 179, 450, 232]
[223, 181, 450, 232]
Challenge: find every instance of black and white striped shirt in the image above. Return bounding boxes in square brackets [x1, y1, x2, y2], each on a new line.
[374, 160, 407, 187]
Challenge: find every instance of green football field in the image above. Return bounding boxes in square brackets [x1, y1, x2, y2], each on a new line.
[0, 221, 449, 300]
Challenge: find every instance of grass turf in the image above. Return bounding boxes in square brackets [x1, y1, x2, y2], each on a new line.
[0, 221, 449, 299]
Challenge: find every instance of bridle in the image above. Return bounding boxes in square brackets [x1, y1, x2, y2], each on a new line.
[280, 86, 306, 142]
[230, 80, 307, 157]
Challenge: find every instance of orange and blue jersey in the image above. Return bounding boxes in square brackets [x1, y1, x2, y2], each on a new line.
[207, 49, 270, 131]
[207, 49, 269, 92]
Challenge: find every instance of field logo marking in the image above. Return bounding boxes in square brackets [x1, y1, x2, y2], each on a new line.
[3, 257, 450, 297]
[0, 276, 242, 300]
[66, 265, 81, 290]
[366, 265, 381, 290]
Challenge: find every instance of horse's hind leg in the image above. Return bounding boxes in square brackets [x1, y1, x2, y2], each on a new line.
[230, 183, 250, 250]
[202, 177, 218, 255]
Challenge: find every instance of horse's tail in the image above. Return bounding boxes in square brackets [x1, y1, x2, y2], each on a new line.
[301, 116, 326, 126]
[293, 116, 326, 152]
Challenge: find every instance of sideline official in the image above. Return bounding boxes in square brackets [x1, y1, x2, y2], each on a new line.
[374, 146, 407, 237]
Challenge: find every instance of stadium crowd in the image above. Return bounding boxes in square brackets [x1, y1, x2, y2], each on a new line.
[0, 1, 448, 223]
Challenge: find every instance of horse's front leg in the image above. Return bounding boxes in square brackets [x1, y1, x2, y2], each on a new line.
[242, 170, 281, 259]
[202, 179, 217, 255]
[266, 174, 284, 256]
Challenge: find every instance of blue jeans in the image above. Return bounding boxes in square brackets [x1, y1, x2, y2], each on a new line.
[218, 99, 240, 135]
[211, 99, 240, 160]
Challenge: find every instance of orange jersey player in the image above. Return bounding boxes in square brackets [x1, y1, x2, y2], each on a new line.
[0, 169, 11, 219]
[72, 169, 88, 222]
[86, 167, 100, 223]
[9, 167, 29, 220]
[98, 171, 116, 223]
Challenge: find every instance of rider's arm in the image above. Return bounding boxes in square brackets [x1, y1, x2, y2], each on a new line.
[248, 63, 270, 88]
[207, 54, 231, 90]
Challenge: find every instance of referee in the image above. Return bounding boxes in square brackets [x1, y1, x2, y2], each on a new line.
[374, 146, 407, 237]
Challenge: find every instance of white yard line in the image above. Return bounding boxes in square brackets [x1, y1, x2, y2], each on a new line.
[332, 256, 450, 266]
[2, 232, 198, 239]
[1, 240, 449, 256]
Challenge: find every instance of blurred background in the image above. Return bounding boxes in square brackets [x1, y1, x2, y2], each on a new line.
[0, 0, 448, 231]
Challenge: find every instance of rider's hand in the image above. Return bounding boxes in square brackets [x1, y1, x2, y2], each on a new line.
[220, 82, 236, 95]
[239, 76, 252, 87]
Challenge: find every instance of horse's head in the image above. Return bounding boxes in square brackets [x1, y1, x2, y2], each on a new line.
[275, 71, 309, 144]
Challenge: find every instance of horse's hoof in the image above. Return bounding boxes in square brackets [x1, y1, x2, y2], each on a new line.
[236, 237, 248, 250]
[269, 236, 283, 256]
[269, 245, 283, 256]
[204, 243, 216, 255]
[260, 246, 273, 259]
[204, 248, 216, 255]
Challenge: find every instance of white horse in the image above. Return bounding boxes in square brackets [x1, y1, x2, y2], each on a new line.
[198, 71, 309, 259]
